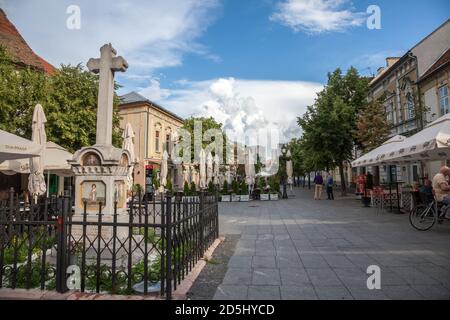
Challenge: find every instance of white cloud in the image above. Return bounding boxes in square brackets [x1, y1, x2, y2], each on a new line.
[138, 78, 323, 142]
[2, 0, 220, 76]
[270, 0, 367, 34]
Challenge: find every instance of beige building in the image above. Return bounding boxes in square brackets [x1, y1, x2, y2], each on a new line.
[119, 92, 184, 194]
[418, 47, 450, 178]
[357, 20, 450, 186]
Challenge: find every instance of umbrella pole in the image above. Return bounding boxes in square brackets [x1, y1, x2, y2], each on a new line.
[47, 171, 50, 197]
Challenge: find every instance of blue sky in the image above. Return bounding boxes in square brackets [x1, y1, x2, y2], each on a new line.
[2, 0, 449, 140]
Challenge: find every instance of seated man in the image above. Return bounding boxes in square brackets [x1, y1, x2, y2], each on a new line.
[419, 179, 433, 199]
[432, 167, 450, 219]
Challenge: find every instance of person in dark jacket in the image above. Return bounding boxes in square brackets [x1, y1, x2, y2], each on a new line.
[326, 173, 334, 200]
[314, 173, 324, 200]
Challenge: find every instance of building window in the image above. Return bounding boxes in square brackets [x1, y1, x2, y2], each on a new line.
[386, 103, 394, 124]
[406, 93, 415, 120]
[166, 134, 171, 154]
[155, 131, 160, 152]
[439, 86, 449, 116]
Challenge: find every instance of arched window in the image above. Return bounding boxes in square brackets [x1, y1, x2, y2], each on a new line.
[155, 130, 160, 152]
[406, 93, 415, 120]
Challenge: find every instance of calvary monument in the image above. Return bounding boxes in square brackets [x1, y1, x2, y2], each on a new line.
[70, 43, 133, 217]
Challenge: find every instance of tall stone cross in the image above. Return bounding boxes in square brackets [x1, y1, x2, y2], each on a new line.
[87, 43, 128, 146]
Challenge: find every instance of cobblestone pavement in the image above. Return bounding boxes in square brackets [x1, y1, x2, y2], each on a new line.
[213, 188, 450, 300]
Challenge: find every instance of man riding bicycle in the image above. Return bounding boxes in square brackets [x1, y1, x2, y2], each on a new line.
[432, 166, 450, 220]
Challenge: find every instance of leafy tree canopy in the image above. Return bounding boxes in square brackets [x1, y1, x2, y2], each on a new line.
[0, 46, 122, 153]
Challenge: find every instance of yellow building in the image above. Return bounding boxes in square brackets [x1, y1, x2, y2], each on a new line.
[418, 47, 450, 178]
[119, 92, 184, 194]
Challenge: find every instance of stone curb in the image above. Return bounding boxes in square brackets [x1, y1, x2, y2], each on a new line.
[0, 237, 225, 301]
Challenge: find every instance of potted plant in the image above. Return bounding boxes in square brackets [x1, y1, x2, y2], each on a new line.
[221, 180, 231, 202]
[166, 179, 173, 195]
[208, 181, 215, 193]
[240, 181, 250, 202]
[231, 180, 240, 202]
[189, 181, 199, 201]
[270, 179, 280, 201]
[259, 177, 270, 201]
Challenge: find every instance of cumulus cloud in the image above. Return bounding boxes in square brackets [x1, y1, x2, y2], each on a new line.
[270, 0, 367, 34]
[139, 78, 323, 143]
[1, 0, 220, 82]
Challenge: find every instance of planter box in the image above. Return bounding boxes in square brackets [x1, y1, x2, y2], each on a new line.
[270, 194, 279, 201]
[231, 195, 241, 202]
[260, 194, 270, 201]
[221, 195, 231, 202]
[240, 195, 250, 202]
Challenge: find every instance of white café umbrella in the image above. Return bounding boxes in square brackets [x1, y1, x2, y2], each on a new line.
[381, 114, 450, 163]
[351, 135, 407, 167]
[226, 166, 232, 185]
[122, 123, 136, 190]
[286, 150, 294, 191]
[206, 152, 213, 186]
[286, 150, 293, 185]
[192, 168, 199, 188]
[213, 154, 220, 185]
[199, 149, 207, 189]
[0, 129, 43, 162]
[28, 104, 47, 197]
[183, 165, 191, 184]
[160, 150, 169, 188]
[245, 149, 256, 194]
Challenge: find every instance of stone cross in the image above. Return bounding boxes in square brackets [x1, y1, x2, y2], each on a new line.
[87, 43, 128, 146]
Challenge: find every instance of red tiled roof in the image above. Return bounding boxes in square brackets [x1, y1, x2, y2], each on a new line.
[420, 47, 450, 82]
[0, 8, 55, 74]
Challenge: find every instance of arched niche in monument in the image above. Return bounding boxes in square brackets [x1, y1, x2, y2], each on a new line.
[119, 153, 129, 167]
[82, 152, 102, 166]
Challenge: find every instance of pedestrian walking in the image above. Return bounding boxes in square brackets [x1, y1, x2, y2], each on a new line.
[326, 172, 334, 200]
[314, 172, 324, 200]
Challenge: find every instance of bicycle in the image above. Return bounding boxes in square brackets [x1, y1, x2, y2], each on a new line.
[409, 198, 449, 231]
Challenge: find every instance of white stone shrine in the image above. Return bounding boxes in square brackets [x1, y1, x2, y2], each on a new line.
[69, 44, 133, 220]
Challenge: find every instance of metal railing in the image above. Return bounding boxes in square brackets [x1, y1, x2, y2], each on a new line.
[0, 190, 219, 300]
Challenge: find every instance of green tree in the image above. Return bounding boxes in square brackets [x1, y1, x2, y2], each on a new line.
[355, 97, 392, 153]
[0, 46, 123, 152]
[298, 68, 369, 196]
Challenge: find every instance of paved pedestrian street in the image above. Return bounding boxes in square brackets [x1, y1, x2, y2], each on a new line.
[210, 188, 450, 300]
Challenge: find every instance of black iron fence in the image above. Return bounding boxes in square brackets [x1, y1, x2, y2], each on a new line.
[0, 190, 219, 299]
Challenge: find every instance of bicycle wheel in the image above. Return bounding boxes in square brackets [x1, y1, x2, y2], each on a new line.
[409, 204, 437, 231]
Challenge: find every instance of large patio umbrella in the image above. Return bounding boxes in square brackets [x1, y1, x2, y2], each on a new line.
[192, 168, 199, 188]
[286, 150, 293, 185]
[183, 165, 191, 184]
[245, 149, 255, 194]
[351, 135, 407, 167]
[0, 141, 72, 175]
[380, 114, 450, 163]
[206, 152, 213, 186]
[226, 166, 232, 185]
[28, 104, 47, 197]
[122, 123, 136, 190]
[160, 150, 169, 188]
[0, 129, 42, 162]
[213, 154, 220, 185]
[199, 149, 206, 189]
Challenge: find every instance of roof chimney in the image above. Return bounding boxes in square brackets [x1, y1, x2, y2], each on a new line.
[386, 57, 400, 68]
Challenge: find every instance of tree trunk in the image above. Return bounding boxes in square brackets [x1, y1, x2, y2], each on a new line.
[308, 174, 311, 190]
[339, 163, 347, 197]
